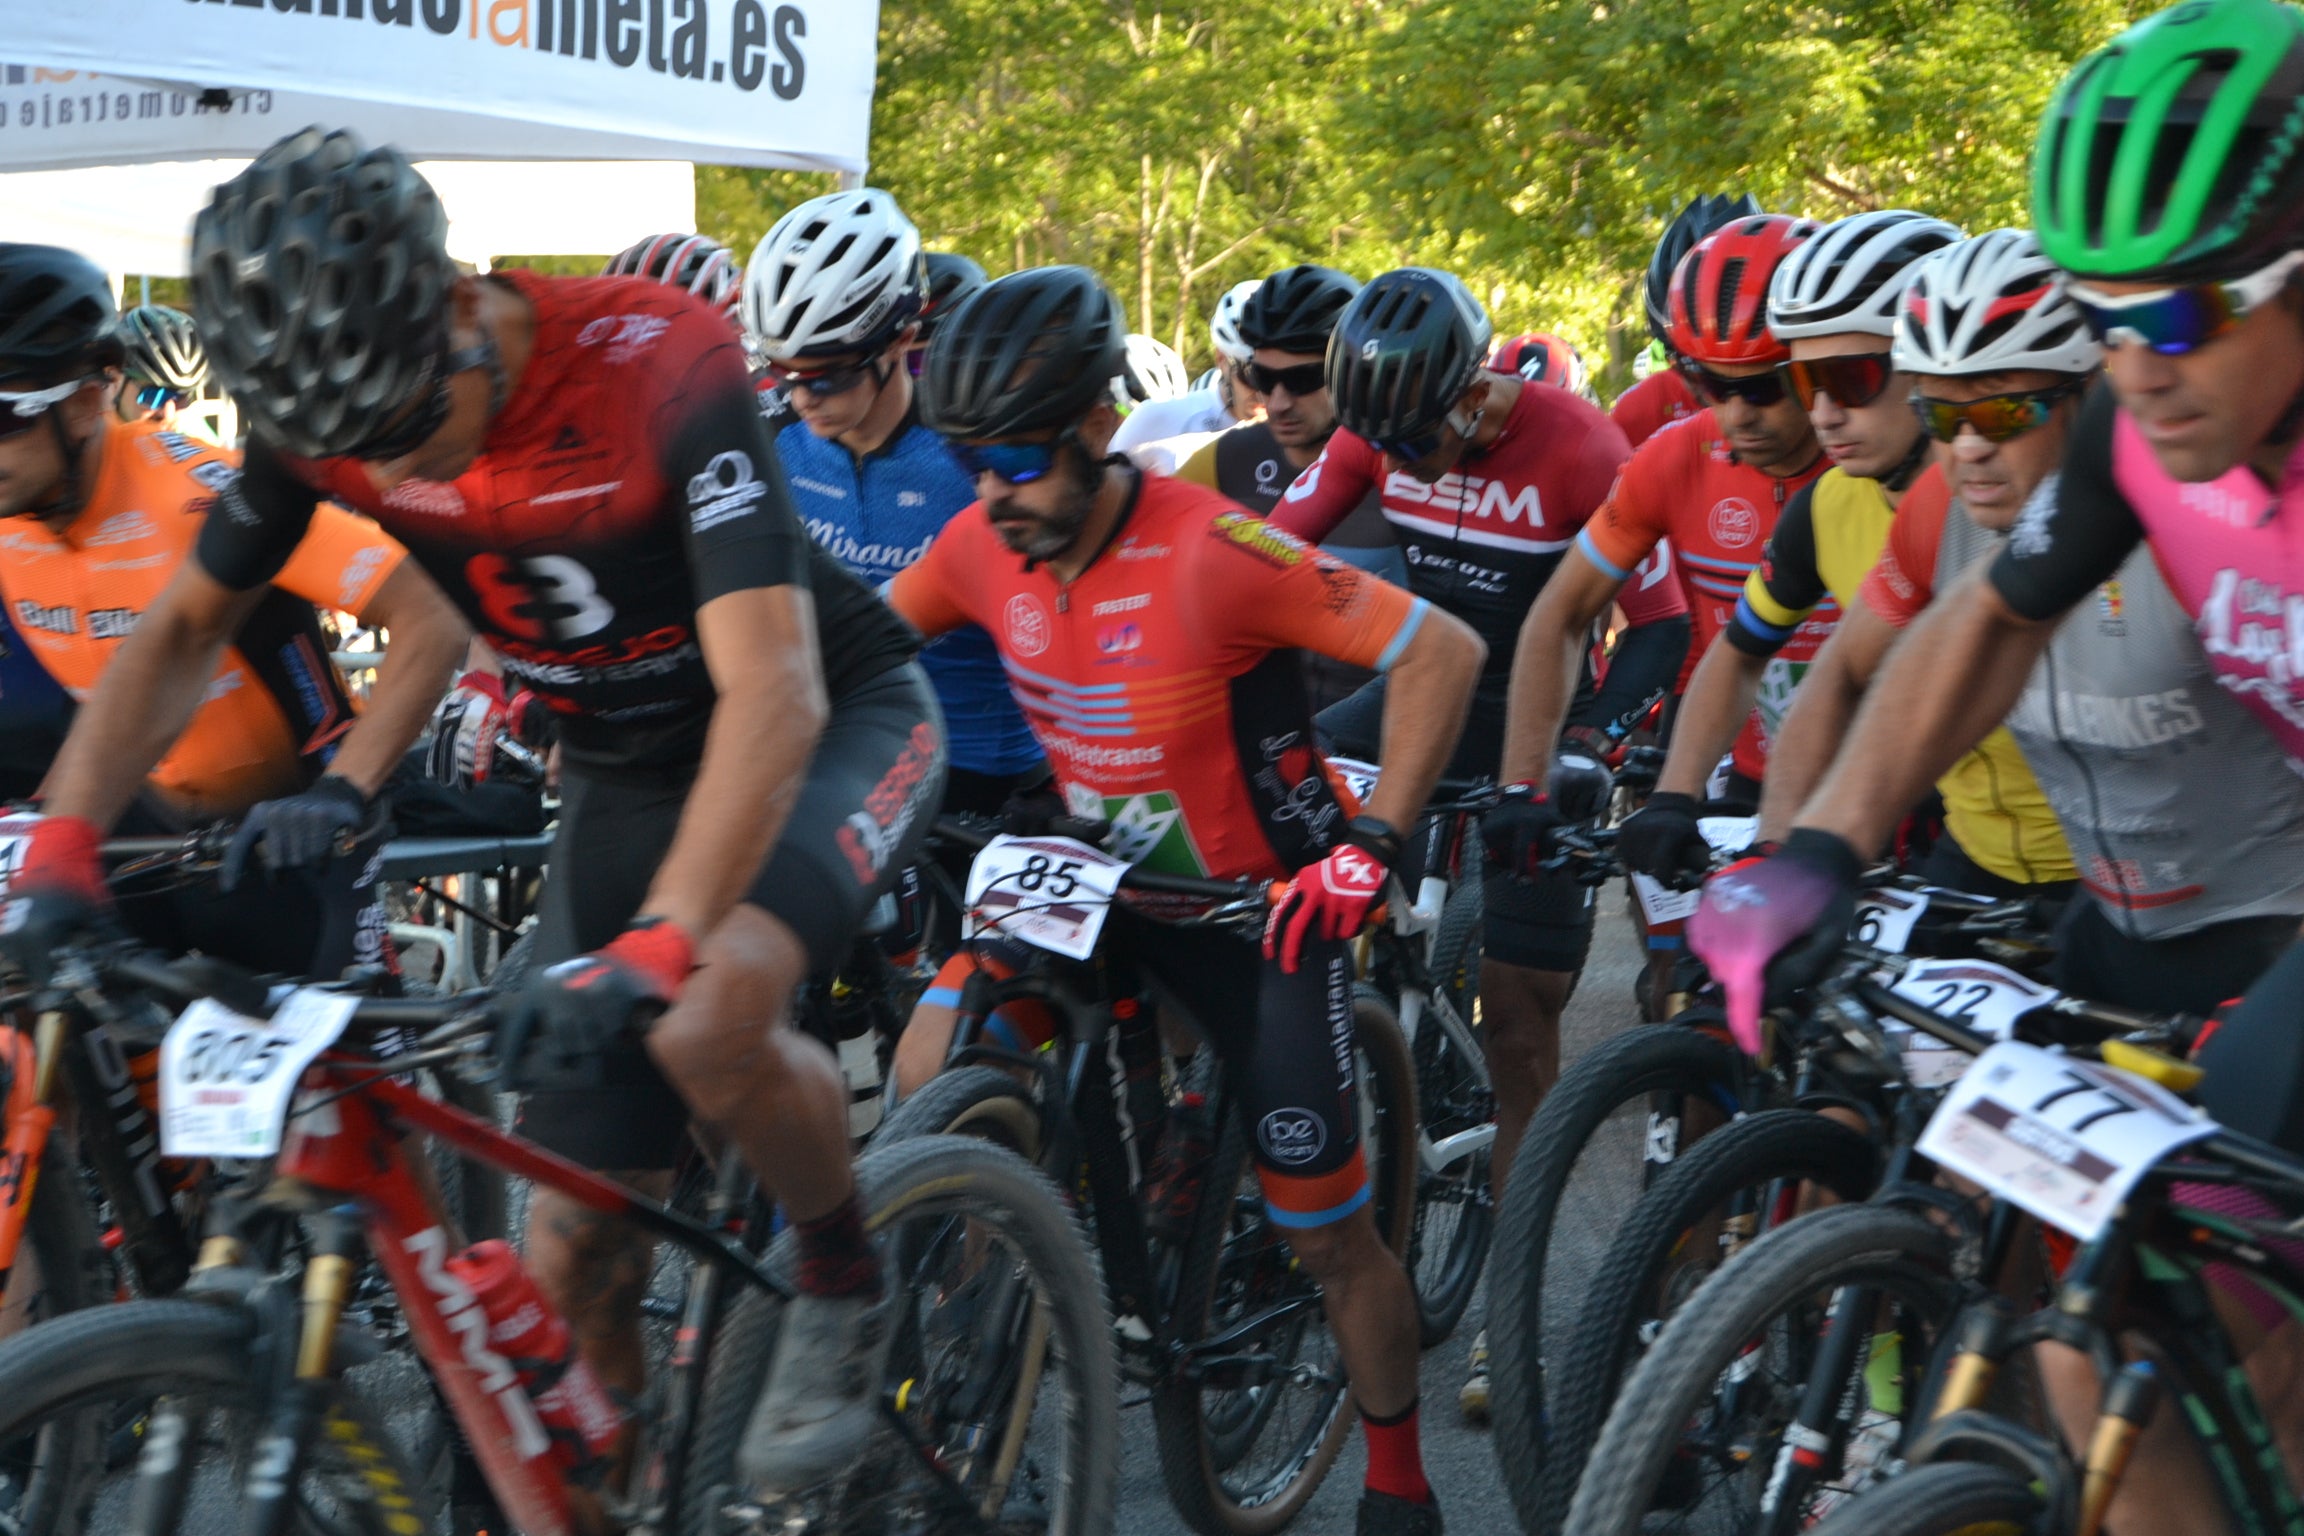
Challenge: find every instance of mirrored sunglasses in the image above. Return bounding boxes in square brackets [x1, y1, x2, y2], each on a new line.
[1778, 352, 1894, 412]
[2068, 251, 2304, 356]
[1910, 380, 2087, 444]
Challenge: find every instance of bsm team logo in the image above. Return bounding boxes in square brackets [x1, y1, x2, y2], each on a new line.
[1005, 593, 1051, 657]
[1258, 1108, 1327, 1166]
[1707, 497, 1759, 549]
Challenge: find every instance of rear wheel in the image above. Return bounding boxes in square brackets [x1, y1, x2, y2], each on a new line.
[1804, 1461, 2047, 1536]
[1151, 993, 1417, 1535]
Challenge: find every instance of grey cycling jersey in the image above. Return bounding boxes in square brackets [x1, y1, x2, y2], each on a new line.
[1948, 477, 2304, 939]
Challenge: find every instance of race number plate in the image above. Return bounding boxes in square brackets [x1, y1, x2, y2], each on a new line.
[1630, 872, 1700, 926]
[1326, 756, 1381, 807]
[1916, 1040, 2215, 1242]
[1697, 816, 1759, 858]
[0, 813, 41, 898]
[1891, 957, 2058, 1043]
[965, 834, 1132, 961]
[1852, 888, 1927, 955]
[159, 989, 360, 1158]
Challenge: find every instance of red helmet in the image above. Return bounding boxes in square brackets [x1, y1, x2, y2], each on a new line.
[1665, 214, 1820, 366]
[1487, 331, 1592, 400]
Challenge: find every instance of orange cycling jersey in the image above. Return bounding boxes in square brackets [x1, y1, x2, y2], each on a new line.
[889, 472, 1428, 881]
[1577, 412, 1829, 780]
[0, 419, 403, 817]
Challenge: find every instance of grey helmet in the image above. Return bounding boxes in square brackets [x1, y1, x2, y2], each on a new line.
[118, 305, 209, 393]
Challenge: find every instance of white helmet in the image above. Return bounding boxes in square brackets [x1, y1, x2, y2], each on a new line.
[1121, 334, 1190, 402]
[1767, 209, 1965, 340]
[605, 234, 742, 316]
[1892, 229, 2103, 378]
[743, 188, 924, 364]
[1209, 280, 1263, 363]
[1191, 365, 1223, 394]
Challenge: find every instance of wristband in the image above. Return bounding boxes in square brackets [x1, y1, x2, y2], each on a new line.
[1342, 815, 1402, 869]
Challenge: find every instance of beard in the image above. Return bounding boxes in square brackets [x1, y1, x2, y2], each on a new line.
[990, 459, 1098, 562]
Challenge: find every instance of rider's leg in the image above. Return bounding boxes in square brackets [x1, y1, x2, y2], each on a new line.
[1479, 867, 1596, 1199]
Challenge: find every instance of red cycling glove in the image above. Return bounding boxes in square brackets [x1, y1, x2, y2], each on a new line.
[12, 815, 109, 906]
[1264, 833, 1393, 975]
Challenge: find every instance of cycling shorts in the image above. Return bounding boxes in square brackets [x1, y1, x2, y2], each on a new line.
[930, 910, 1370, 1230]
[519, 663, 945, 1170]
[2052, 901, 2296, 1020]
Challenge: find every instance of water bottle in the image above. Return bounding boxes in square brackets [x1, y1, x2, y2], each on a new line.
[445, 1240, 628, 1477]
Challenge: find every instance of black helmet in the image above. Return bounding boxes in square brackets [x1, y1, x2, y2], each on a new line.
[1645, 193, 1765, 344]
[0, 244, 122, 386]
[192, 127, 457, 458]
[919, 252, 989, 340]
[117, 305, 209, 393]
[1238, 264, 1362, 355]
[920, 266, 1126, 440]
[1326, 268, 1493, 446]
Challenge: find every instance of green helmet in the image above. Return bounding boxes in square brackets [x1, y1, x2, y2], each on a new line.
[2034, 0, 2304, 283]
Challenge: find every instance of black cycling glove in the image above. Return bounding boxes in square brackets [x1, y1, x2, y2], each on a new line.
[1616, 791, 1711, 886]
[221, 774, 371, 890]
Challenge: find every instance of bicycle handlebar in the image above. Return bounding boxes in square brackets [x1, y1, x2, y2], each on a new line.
[928, 815, 1263, 904]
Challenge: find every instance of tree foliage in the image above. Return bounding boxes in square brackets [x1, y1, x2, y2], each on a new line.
[680, 0, 2159, 394]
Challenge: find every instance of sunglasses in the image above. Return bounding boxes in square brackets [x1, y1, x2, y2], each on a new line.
[1242, 360, 1326, 397]
[0, 377, 93, 442]
[1910, 380, 2087, 444]
[764, 356, 883, 397]
[1678, 359, 1790, 408]
[1778, 352, 1894, 412]
[2068, 250, 2304, 356]
[135, 383, 192, 413]
[951, 428, 1080, 486]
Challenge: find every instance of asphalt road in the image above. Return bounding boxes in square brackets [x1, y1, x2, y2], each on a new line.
[1109, 888, 1649, 1535]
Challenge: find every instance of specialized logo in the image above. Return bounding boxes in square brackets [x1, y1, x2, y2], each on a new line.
[1257, 1108, 1327, 1166]
[1004, 593, 1051, 657]
[1706, 496, 1759, 549]
[84, 510, 157, 547]
[403, 1227, 551, 1461]
[687, 451, 767, 533]
[1210, 509, 1308, 567]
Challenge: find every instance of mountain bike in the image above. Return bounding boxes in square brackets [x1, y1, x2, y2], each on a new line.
[878, 817, 1420, 1535]
[0, 941, 1117, 1536]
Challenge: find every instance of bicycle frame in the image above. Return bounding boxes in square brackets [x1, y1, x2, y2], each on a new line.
[264, 1060, 785, 1536]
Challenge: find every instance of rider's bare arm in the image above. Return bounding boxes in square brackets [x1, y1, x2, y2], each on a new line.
[311, 560, 470, 798]
[1652, 636, 1769, 798]
[640, 583, 828, 942]
[1754, 600, 1898, 844]
[1499, 544, 1624, 784]
[1363, 610, 1485, 831]
[1796, 565, 2057, 857]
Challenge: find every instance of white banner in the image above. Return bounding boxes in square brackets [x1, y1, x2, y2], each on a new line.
[0, 0, 876, 171]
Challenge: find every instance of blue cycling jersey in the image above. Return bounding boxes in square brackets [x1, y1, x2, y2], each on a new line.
[775, 412, 1043, 777]
[0, 603, 71, 795]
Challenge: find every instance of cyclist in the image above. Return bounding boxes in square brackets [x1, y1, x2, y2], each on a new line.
[1612, 209, 1962, 889]
[605, 231, 742, 324]
[891, 263, 1484, 1536]
[1111, 277, 1263, 469]
[1682, 8, 2304, 1524]
[114, 303, 212, 439]
[1489, 331, 1597, 403]
[1174, 263, 1406, 706]
[0, 131, 939, 1506]
[910, 251, 988, 376]
[0, 242, 463, 979]
[1612, 193, 1764, 447]
[744, 189, 1045, 816]
[1494, 214, 1823, 1019]
[1266, 266, 1689, 1418]
[1120, 332, 1192, 406]
[1760, 227, 2304, 1010]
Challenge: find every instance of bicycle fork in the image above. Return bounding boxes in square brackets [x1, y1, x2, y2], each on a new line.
[0, 1015, 62, 1306]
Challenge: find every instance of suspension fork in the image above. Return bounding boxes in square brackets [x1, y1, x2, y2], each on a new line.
[240, 1208, 363, 1536]
[1754, 1278, 1887, 1535]
[0, 1012, 63, 1302]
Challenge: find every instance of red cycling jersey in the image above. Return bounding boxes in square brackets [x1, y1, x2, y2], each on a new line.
[1269, 378, 1684, 678]
[1577, 412, 1829, 779]
[1610, 369, 1701, 449]
[889, 472, 1427, 881]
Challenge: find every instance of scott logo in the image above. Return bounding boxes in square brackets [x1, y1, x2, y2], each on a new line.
[1258, 1109, 1327, 1166]
[403, 1228, 551, 1461]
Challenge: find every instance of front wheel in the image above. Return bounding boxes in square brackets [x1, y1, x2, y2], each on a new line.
[1804, 1461, 2048, 1535]
[1151, 991, 1417, 1535]
[681, 1134, 1117, 1536]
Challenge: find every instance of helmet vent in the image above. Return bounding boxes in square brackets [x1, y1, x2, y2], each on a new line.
[1714, 258, 1746, 341]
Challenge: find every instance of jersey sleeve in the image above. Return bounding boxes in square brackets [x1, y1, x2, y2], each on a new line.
[1268, 429, 1381, 544]
[1574, 430, 1675, 581]
[192, 438, 325, 592]
[1174, 438, 1221, 490]
[1987, 383, 2145, 622]
[1202, 510, 1428, 672]
[1617, 541, 1691, 624]
[1861, 475, 1952, 629]
[884, 514, 985, 641]
[648, 304, 816, 607]
[268, 505, 409, 617]
[1566, 412, 1634, 531]
[1726, 481, 1826, 658]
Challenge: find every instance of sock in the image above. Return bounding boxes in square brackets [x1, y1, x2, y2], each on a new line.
[1360, 1396, 1431, 1504]
[1864, 1330, 1904, 1417]
[793, 1194, 882, 1301]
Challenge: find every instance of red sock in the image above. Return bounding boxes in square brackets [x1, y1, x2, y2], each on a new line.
[1361, 1397, 1431, 1503]
[793, 1194, 883, 1301]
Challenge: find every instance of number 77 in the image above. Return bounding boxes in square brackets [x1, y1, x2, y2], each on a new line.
[2032, 1070, 2139, 1133]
